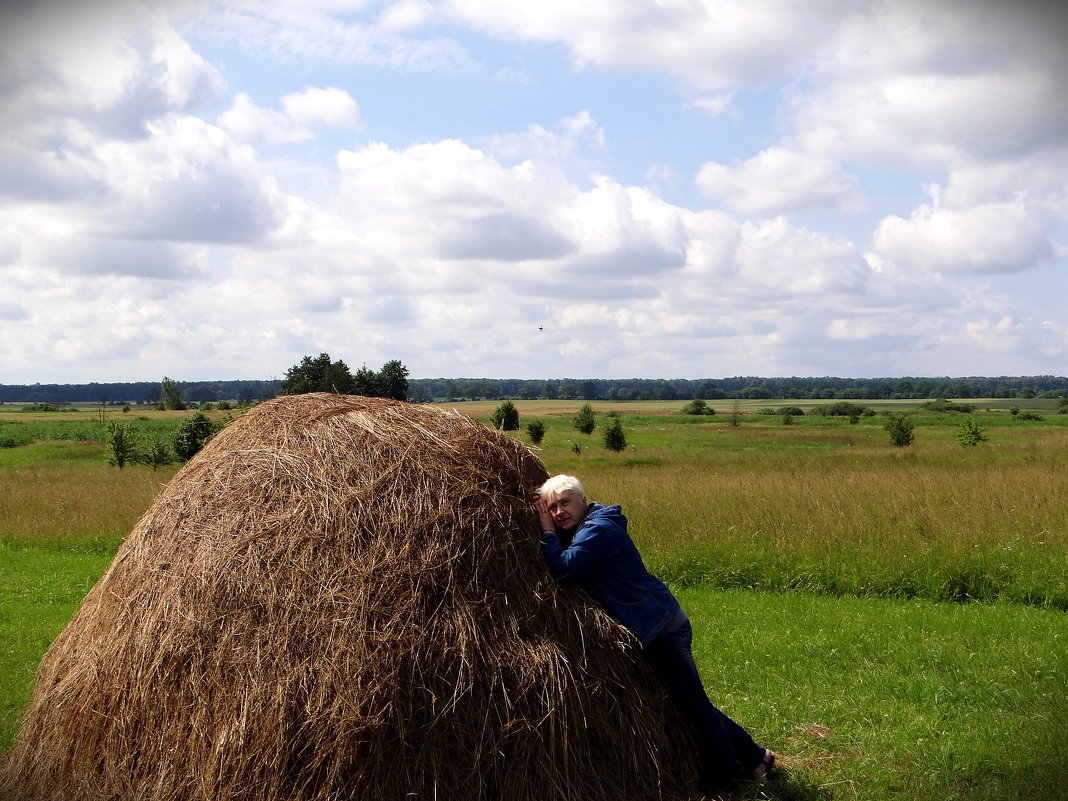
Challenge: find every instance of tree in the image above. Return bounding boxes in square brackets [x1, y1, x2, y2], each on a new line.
[377, 359, 410, 401]
[728, 399, 743, 427]
[174, 412, 219, 461]
[884, 413, 915, 447]
[352, 365, 381, 396]
[526, 419, 546, 445]
[142, 438, 173, 470]
[573, 403, 596, 435]
[160, 377, 186, 411]
[490, 400, 520, 431]
[106, 421, 139, 469]
[957, 419, 988, 446]
[603, 417, 626, 452]
[280, 353, 356, 395]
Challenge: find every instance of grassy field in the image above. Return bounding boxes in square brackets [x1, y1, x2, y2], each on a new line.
[1, 398, 1066, 800]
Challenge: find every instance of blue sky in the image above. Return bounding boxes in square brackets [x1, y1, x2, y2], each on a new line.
[1, 0, 1066, 384]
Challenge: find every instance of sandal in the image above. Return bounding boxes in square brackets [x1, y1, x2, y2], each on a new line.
[751, 749, 777, 782]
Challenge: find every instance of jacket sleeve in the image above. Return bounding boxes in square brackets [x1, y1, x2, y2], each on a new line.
[540, 519, 618, 582]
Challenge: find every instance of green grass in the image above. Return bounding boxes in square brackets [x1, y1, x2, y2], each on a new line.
[1, 399, 1066, 799]
[680, 589, 1068, 801]
[0, 542, 114, 749]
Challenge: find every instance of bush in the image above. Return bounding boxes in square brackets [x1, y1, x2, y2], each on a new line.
[173, 412, 220, 462]
[526, 419, 546, 446]
[1016, 411, 1043, 421]
[0, 432, 31, 448]
[681, 399, 714, 416]
[573, 404, 596, 435]
[106, 421, 139, 469]
[140, 438, 174, 470]
[490, 400, 520, 431]
[923, 398, 974, 413]
[884, 413, 915, 447]
[776, 406, 805, 417]
[814, 402, 874, 418]
[603, 417, 627, 452]
[956, 419, 988, 446]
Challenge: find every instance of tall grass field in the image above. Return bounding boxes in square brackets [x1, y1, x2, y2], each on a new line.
[1, 399, 1065, 800]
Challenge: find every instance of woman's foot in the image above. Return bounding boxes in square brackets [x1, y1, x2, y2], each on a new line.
[751, 749, 777, 782]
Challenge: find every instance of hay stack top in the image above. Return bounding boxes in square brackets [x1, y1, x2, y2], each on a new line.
[2, 393, 695, 801]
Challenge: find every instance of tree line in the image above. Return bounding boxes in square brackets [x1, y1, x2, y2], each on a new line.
[3, 372, 1066, 405]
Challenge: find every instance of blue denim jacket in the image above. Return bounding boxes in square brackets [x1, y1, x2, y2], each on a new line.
[540, 502, 680, 647]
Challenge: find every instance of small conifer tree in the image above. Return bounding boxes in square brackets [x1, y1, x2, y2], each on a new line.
[884, 413, 915, 447]
[490, 400, 520, 431]
[603, 417, 626, 452]
[526, 419, 546, 445]
[573, 404, 596, 435]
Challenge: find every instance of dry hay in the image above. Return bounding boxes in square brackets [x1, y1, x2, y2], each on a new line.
[1, 393, 698, 801]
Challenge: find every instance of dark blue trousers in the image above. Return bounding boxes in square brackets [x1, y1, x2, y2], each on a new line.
[642, 617, 765, 791]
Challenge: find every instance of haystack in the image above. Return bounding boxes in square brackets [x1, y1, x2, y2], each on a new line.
[1, 393, 697, 801]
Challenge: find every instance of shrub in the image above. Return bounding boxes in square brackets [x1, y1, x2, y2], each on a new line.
[106, 421, 139, 469]
[884, 413, 915, 447]
[813, 402, 875, 418]
[0, 432, 30, 448]
[957, 419, 988, 446]
[1016, 411, 1043, 421]
[776, 406, 805, 417]
[681, 399, 714, 416]
[603, 418, 626, 452]
[526, 419, 546, 445]
[573, 404, 596, 435]
[490, 400, 520, 431]
[728, 399, 743, 427]
[173, 412, 220, 462]
[141, 438, 174, 470]
[923, 398, 974, 413]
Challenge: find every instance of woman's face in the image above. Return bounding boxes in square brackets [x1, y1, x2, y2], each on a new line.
[546, 490, 586, 533]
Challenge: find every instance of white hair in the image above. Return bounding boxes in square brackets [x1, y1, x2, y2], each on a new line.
[538, 474, 586, 502]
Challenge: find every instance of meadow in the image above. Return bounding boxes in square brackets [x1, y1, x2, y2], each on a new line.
[1, 398, 1066, 800]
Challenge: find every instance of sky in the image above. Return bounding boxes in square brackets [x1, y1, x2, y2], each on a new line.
[1, 0, 1066, 384]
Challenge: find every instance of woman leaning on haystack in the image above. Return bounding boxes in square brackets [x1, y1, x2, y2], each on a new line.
[533, 474, 777, 795]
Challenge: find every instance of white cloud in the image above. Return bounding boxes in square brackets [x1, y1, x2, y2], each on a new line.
[173, 0, 477, 74]
[686, 94, 733, 120]
[793, 1, 1068, 169]
[282, 86, 361, 131]
[481, 110, 603, 166]
[1, 0, 224, 138]
[88, 115, 286, 244]
[696, 146, 863, 216]
[939, 152, 1068, 211]
[794, 69, 1067, 170]
[444, 0, 851, 91]
[219, 86, 360, 144]
[1, 0, 1065, 383]
[219, 93, 306, 144]
[873, 195, 1057, 276]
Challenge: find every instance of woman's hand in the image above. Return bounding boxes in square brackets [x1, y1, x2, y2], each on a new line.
[532, 496, 555, 533]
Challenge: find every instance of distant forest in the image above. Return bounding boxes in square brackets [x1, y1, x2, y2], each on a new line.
[2, 375, 1067, 405]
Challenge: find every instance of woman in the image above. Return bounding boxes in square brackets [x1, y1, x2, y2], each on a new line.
[533, 474, 776, 792]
